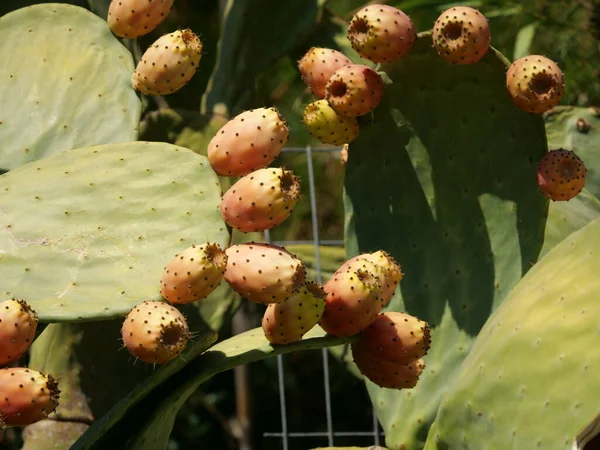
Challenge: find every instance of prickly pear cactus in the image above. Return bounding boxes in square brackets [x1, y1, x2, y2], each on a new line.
[72, 325, 353, 449]
[343, 32, 548, 449]
[424, 217, 600, 449]
[0, 4, 141, 171]
[0, 142, 229, 322]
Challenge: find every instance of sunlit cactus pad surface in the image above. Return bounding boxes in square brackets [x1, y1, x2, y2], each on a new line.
[0, 142, 228, 322]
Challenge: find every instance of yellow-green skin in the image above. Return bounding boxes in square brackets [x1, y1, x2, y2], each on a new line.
[262, 282, 326, 344]
[132, 29, 202, 96]
[303, 100, 359, 146]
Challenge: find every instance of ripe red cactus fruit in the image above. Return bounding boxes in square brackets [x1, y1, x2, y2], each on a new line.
[506, 55, 565, 114]
[121, 301, 190, 364]
[432, 6, 491, 65]
[536, 149, 586, 201]
[207, 107, 290, 177]
[0, 299, 38, 366]
[347, 4, 417, 63]
[351, 340, 426, 389]
[325, 64, 385, 117]
[220, 167, 302, 233]
[160, 243, 228, 305]
[224, 243, 307, 305]
[319, 260, 384, 337]
[262, 282, 326, 345]
[359, 312, 431, 364]
[0, 367, 60, 426]
[298, 47, 352, 99]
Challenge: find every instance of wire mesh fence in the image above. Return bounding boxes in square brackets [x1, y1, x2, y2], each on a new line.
[253, 146, 385, 449]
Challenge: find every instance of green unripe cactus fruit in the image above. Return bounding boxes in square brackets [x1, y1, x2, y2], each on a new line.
[303, 100, 360, 146]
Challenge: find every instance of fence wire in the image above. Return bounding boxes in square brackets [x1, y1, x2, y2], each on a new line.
[259, 146, 384, 449]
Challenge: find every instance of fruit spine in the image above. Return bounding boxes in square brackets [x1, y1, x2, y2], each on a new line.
[160, 243, 228, 304]
[348, 4, 416, 63]
[107, 0, 174, 39]
[132, 29, 202, 96]
[220, 167, 302, 233]
[207, 107, 289, 177]
[0, 299, 38, 366]
[121, 300, 190, 364]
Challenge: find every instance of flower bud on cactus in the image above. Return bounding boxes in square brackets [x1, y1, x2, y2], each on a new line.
[207, 107, 289, 177]
[224, 243, 307, 304]
[432, 6, 491, 65]
[359, 312, 431, 364]
[298, 47, 352, 99]
[352, 340, 425, 389]
[160, 243, 228, 304]
[0, 299, 38, 366]
[319, 260, 383, 337]
[107, 0, 174, 39]
[537, 149, 586, 201]
[220, 167, 302, 233]
[506, 55, 565, 114]
[0, 367, 59, 426]
[348, 4, 416, 63]
[325, 64, 384, 117]
[132, 29, 202, 96]
[121, 301, 190, 364]
[336, 250, 403, 306]
[303, 100, 359, 146]
[262, 282, 326, 345]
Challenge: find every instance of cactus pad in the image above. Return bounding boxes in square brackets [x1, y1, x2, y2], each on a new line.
[425, 217, 600, 449]
[0, 142, 228, 322]
[0, 4, 141, 171]
[343, 33, 548, 448]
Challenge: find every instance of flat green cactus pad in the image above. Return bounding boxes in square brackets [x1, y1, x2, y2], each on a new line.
[343, 33, 548, 449]
[424, 217, 600, 449]
[0, 3, 141, 171]
[0, 142, 229, 322]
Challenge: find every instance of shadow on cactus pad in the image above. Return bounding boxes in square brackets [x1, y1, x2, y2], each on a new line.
[343, 32, 548, 448]
[0, 142, 229, 322]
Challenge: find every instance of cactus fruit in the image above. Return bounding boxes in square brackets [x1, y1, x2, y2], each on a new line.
[325, 64, 384, 117]
[261, 282, 327, 345]
[359, 312, 431, 363]
[352, 341, 425, 389]
[303, 100, 360, 146]
[432, 6, 491, 65]
[160, 243, 228, 304]
[0, 299, 38, 366]
[132, 29, 202, 96]
[537, 148, 587, 201]
[121, 301, 190, 364]
[0, 367, 59, 426]
[319, 260, 383, 337]
[224, 243, 307, 304]
[506, 55, 565, 114]
[347, 4, 416, 63]
[298, 47, 352, 99]
[207, 107, 289, 177]
[336, 250, 403, 305]
[107, 0, 174, 39]
[220, 167, 302, 233]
